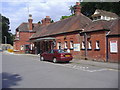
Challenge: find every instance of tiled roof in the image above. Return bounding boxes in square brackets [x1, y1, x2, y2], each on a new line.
[30, 14, 92, 39]
[108, 18, 120, 36]
[83, 20, 114, 32]
[82, 17, 120, 36]
[16, 22, 38, 32]
[92, 9, 118, 18]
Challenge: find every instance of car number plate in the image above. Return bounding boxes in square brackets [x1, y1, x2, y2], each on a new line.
[65, 55, 70, 57]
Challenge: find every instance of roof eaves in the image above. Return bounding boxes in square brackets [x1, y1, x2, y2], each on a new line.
[81, 29, 110, 33]
[31, 29, 82, 39]
[107, 34, 120, 37]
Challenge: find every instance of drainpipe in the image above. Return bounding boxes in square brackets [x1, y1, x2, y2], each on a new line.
[106, 31, 110, 62]
[84, 33, 87, 60]
[106, 36, 108, 62]
[4, 36, 7, 44]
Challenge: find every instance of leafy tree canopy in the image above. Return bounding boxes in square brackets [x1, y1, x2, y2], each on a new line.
[38, 21, 41, 24]
[61, 2, 120, 20]
[0, 14, 14, 45]
[60, 14, 74, 20]
[80, 2, 120, 17]
[50, 20, 54, 23]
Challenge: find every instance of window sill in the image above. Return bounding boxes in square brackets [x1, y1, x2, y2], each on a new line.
[81, 48, 85, 50]
[94, 49, 100, 51]
[87, 49, 92, 50]
[70, 48, 74, 50]
[110, 52, 118, 54]
[64, 48, 68, 50]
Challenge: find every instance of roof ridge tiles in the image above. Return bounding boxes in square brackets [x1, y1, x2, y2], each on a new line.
[31, 14, 92, 39]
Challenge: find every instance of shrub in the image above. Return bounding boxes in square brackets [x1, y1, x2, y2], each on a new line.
[8, 49, 13, 52]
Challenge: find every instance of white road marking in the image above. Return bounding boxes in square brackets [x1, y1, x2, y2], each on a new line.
[3, 78, 8, 80]
[42, 61, 109, 72]
[15, 76, 21, 78]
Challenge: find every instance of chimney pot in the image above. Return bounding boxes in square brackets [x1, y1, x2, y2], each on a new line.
[28, 14, 33, 30]
[76, 2, 80, 5]
[46, 16, 50, 18]
[41, 16, 51, 25]
[29, 14, 32, 19]
[74, 2, 81, 15]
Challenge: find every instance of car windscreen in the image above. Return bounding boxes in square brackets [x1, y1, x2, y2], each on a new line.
[57, 49, 68, 53]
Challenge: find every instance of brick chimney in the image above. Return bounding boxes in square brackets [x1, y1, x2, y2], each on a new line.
[74, 2, 81, 15]
[41, 16, 51, 25]
[28, 14, 33, 30]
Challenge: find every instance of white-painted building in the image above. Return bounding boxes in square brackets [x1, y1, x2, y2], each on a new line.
[92, 9, 118, 21]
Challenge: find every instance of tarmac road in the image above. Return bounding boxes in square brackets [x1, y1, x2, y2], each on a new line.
[2, 52, 119, 88]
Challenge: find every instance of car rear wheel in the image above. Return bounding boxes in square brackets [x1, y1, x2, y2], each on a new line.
[53, 58, 57, 63]
[66, 61, 70, 63]
[40, 56, 44, 61]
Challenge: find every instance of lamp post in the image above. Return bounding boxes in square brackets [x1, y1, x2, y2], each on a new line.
[4, 36, 7, 44]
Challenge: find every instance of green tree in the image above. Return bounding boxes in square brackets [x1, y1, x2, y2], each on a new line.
[60, 14, 74, 20]
[51, 20, 54, 23]
[1, 14, 14, 45]
[0, 14, 2, 44]
[69, 5, 74, 14]
[81, 2, 120, 17]
[69, 2, 120, 18]
[38, 21, 41, 24]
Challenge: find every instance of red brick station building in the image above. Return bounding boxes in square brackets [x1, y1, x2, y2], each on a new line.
[14, 2, 120, 62]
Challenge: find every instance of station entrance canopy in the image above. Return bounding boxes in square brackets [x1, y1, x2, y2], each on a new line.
[27, 37, 56, 42]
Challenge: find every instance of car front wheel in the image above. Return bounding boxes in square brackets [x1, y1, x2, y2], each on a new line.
[40, 56, 44, 61]
[53, 58, 57, 63]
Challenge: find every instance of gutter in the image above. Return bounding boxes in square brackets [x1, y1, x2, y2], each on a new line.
[81, 29, 110, 33]
[31, 29, 82, 40]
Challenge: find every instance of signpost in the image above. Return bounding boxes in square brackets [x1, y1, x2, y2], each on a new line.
[110, 40, 118, 53]
[74, 44, 80, 51]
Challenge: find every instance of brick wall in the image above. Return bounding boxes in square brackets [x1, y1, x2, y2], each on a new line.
[80, 31, 107, 62]
[14, 32, 35, 53]
[55, 32, 81, 58]
[54, 31, 108, 61]
[14, 41, 20, 50]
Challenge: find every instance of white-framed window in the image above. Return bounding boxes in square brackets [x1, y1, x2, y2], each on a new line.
[88, 41, 92, 49]
[103, 16, 105, 20]
[110, 40, 118, 53]
[101, 16, 103, 19]
[21, 45, 24, 50]
[30, 43, 34, 50]
[94, 17, 97, 20]
[70, 41, 74, 49]
[16, 32, 19, 38]
[57, 42, 61, 49]
[105, 16, 107, 20]
[82, 41, 85, 49]
[64, 41, 68, 49]
[98, 16, 101, 19]
[96, 41, 100, 49]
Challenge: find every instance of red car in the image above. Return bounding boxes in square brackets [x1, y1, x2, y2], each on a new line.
[40, 49, 73, 63]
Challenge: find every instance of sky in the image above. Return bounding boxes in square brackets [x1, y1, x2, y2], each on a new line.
[0, 0, 81, 34]
[1, 0, 118, 34]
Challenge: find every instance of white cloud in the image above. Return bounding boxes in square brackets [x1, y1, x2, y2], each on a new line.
[1, 0, 79, 2]
[1, 1, 78, 34]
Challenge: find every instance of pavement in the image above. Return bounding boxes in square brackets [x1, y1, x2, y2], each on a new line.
[72, 59, 119, 70]
[3, 51, 119, 70]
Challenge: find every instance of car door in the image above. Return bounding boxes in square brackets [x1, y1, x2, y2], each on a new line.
[47, 50, 54, 61]
[43, 52, 48, 60]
